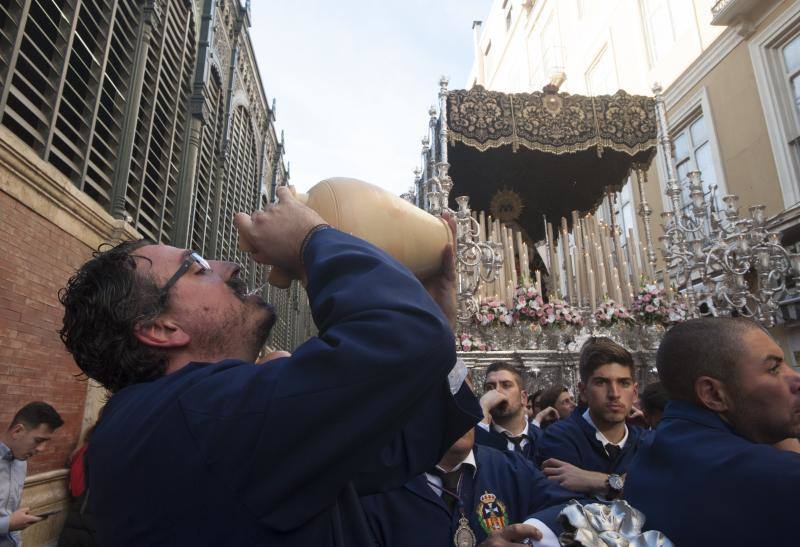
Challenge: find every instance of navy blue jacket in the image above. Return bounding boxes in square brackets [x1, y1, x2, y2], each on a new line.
[86, 229, 482, 546]
[360, 444, 579, 546]
[474, 420, 542, 462]
[625, 400, 800, 546]
[537, 410, 648, 476]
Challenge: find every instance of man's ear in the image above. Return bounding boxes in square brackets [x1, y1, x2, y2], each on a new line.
[134, 317, 190, 349]
[578, 381, 587, 403]
[520, 388, 529, 406]
[694, 375, 731, 413]
[9, 423, 25, 438]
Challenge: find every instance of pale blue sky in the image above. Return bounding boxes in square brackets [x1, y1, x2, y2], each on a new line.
[249, 1, 490, 195]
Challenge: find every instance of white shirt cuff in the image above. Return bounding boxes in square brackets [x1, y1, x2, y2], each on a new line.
[522, 517, 560, 547]
[477, 420, 490, 432]
[448, 357, 468, 395]
[532, 418, 542, 428]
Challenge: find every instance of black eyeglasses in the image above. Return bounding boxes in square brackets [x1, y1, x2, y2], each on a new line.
[160, 251, 211, 295]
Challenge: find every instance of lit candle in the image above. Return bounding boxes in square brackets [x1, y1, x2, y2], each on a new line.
[561, 218, 574, 304]
[515, 230, 527, 286]
[546, 220, 560, 297]
[588, 268, 597, 310]
[663, 266, 673, 302]
[629, 228, 641, 290]
[596, 245, 610, 302]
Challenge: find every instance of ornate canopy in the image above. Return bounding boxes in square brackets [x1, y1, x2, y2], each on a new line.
[444, 85, 658, 242]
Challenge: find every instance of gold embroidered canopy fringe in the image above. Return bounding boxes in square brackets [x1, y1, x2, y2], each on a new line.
[446, 85, 657, 156]
[442, 86, 658, 243]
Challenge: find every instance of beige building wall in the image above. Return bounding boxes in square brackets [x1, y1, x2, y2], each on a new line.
[470, 0, 799, 260]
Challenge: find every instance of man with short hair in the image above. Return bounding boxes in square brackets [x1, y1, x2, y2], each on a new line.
[58, 188, 481, 546]
[1, 402, 64, 546]
[538, 338, 648, 498]
[625, 318, 800, 545]
[475, 362, 553, 461]
[639, 381, 669, 429]
[360, 427, 577, 546]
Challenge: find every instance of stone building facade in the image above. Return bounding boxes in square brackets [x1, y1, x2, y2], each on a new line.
[467, 0, 800, 361]
[0, 1, 310, 543]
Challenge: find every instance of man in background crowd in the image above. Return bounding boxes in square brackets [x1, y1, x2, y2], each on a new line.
[476, 362, 548, 462]
[639, 381, 669, 429]
[536, 385, 576, 428]
[526, 389, 544, 420]
[625, 318, 800, 545]
[538, 338, 648, 498]
[1, 402, 63, 546]
[360, 427, 579, 546]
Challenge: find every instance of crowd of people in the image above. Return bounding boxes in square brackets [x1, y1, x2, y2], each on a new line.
[1, 188, 799, 546]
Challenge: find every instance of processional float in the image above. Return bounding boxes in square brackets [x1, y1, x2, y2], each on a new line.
[409, 78, 800, 394]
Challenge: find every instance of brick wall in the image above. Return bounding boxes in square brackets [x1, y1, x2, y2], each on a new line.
[0, 190, 90, 474]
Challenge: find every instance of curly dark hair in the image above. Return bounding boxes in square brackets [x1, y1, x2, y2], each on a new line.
[59, 239, 168, 393]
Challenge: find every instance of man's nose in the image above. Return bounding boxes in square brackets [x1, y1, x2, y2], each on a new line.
[608, 384, 621, 398]
[35, 442, 47, 454]
[787, 367, 800, 393]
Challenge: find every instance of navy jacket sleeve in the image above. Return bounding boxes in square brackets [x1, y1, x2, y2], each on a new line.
[177, 229, 474, 531]
[538, 420, 582, 466]
[355, 381, 481, 495]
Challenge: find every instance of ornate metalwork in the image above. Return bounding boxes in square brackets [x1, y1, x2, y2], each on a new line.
[654, 85, 800, 326]
[422, 77, 504, 324]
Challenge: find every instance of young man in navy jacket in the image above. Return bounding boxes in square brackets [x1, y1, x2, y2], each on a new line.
[361, 427, 580, 546]
[538, 338, 648, 498]
[475, 362, 558, 463]
[625, 318, 800, 546]
[58, 188, 481, 546]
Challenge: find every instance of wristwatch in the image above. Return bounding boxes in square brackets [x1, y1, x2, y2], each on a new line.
[606, 473, 625, 498]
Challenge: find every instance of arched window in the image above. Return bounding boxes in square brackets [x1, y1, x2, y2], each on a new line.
[191, 66, 225, 257]
[124, 0, 196, 244]
[217, 104, 259, 267]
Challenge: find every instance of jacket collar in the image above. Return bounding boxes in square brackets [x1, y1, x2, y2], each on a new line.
[661, 399, 738, 435]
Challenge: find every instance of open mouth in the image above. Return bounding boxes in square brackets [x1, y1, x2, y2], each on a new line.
[227, 277, 250, 301]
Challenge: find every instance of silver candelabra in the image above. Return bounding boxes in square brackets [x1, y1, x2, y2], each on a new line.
[655, 85, 800, 327]
[418, 77, 505, 324]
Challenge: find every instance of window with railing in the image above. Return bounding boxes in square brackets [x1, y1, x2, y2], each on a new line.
[673, 112, 719, 221]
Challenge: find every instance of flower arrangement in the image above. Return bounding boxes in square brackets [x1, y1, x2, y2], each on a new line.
[631, 284, 671, 325]
[665, 298, 689, 325]
[456, 332, 488, 352]
[513, 286, 545, 322]
[594, 299, 634, 327]
[540, 298, 583, 328]
[476, 297, 515, 327]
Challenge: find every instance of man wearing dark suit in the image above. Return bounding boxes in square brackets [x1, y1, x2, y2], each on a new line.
[475, 362, 554, 462]
[625, 318, 800, 546]
[360, 428, 578, 546]
[538, 338, 648, 498]
[58, 188, 481, 546]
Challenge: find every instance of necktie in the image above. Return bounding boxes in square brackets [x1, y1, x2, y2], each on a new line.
[605, 443, 621, 460]
[432, 467, 463, 510]
[507, 434, 527, 454]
